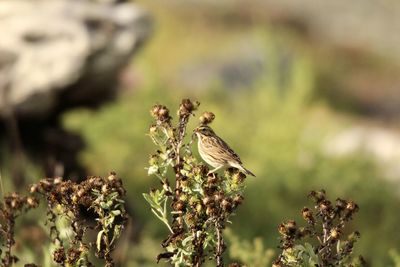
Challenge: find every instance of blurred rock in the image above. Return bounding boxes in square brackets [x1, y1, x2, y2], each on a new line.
[0, 0, 151, 119]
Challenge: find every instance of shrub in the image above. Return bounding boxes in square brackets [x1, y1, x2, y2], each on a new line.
[273, 190, 364, 267]
[0, 173, 127, 267]
[144, 99, 247, 266]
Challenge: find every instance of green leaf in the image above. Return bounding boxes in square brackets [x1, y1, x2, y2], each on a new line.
[143, 193, 152, 203]
[100, 201, 109, 209]
[111, 210, 121, 216]
[182, 235, 194, 246]
[96, 230, 104, 251]
[105, 216, 115, 227]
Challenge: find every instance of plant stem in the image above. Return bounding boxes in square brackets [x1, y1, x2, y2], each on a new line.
[215, 220, 225, 267]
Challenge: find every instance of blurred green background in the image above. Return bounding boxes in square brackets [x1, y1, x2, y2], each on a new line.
[1, 1, 400, 266]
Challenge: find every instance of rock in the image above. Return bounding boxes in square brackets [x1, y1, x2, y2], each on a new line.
[0, 0, 152, 119]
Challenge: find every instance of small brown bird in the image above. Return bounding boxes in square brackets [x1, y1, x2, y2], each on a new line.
[194, 125, 255, 177]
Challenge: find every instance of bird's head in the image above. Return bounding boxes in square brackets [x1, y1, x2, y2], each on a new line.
[194, 125, 215, 138]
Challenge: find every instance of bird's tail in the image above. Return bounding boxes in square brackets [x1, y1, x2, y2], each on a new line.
[239, 165, 256, 177]
[230, 162, 256, 177]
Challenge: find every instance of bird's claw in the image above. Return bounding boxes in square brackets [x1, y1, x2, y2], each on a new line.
[206, 171, 216, 178]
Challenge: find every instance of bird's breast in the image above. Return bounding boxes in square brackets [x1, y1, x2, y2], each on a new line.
[197, 139, 221, 168]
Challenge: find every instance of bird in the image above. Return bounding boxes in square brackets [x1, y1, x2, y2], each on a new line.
[194, 125, 255, 177]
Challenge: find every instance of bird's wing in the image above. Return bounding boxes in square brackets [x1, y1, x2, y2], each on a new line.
[217, 137, 243, 164]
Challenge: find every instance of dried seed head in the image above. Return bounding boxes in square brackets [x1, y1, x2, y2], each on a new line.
[26, 197, 38, 208]
[346, 201, 358, 212]
[272, 260, 283, 267]
[178, 99, 197, 116]
[318, 200, 332, 213]
[336, 198, 347, 210]
[213, 192, 224, 202]
[107, 172, 117, 181]
[308, 190, 326, 203]
[67, 247, 80, 264]
[79, 243, 88, 253]
[221, 198, 232, 211]
[53, 247, 66, 263]
[158, 106, 169, 119]
[53, 177, 63, 184]
[301, 207, 314, 224]
[343, 200, 359, 220]
[11, 199, 18, 209]
[150, 104, 170, 121]
[174, 201, 185, 212]
[30, 184, 38, 193]
[206, 206, 214, 216]
[199, 111, 215, 125]
[285, 220, 297, 234]
[278, 220, 297, 237]
[101, 184, 108, 194]
[77, 188, 85, 197]
[330, 228, 341, 240]
[149, 125, 158, 134]
[278, 223, 286, 236]
[202, 196, 212, 206]
[232, 195, 244, 207]
[59, 184, 69, 194]
[150, 104, 162, 118]
[72, 194, 78, 204]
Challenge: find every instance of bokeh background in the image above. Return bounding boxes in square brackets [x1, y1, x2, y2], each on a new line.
[1, 0, 400, 266]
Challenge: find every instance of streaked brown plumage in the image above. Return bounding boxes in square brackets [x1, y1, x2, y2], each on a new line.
[194, 125, 255, 177]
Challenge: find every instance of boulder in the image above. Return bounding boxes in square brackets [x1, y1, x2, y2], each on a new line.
[0, 0, 152, 119]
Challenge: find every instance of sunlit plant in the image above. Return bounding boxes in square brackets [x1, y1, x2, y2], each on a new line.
[0, 173, 127, 267]
[273, 190, 365, 267]
[144, 99, 247, 266]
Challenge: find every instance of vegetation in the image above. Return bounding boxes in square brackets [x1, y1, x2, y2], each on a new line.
[0, 174, 127, 266]
[144, 99, 248, 266]
[274, 190, 364, 266]
[0, 1, 399, 266]
[0, 100, 366, 267]
[62, 66, 400, 267]
[62, 3, 400, 264]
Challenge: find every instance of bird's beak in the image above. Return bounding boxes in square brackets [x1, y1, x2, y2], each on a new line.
[191, 131, 197, 141]
[193, 127, 200, 139]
